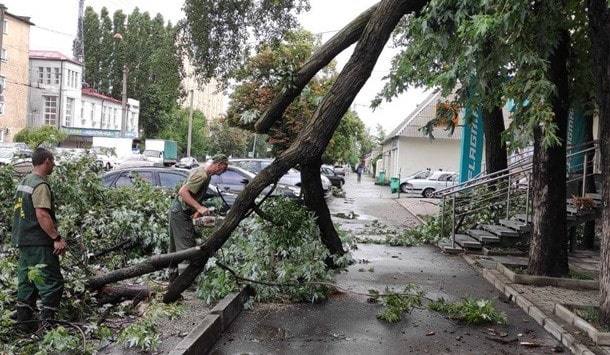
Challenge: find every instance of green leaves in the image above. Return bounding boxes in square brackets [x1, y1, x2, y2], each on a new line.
[429, 297, 508, 325]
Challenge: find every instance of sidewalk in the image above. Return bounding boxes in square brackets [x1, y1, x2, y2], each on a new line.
[389, 175, 609, 355]
[206, 173, 608, 354]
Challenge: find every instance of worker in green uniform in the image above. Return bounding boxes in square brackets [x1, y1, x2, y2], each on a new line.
[168, 154, 229, 281]
[12, 147, 67, 333]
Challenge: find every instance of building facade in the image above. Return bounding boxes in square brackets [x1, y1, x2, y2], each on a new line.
[0, 6, 33, 142]
[28, 50, 139, 148]
[180, 56, 225, 120]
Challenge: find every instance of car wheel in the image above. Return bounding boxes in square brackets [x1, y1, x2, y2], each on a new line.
[400, 183, 409, 193]
[422, 188, 435, 198]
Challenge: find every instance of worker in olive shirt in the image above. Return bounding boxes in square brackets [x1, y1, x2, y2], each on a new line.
[168, 154, 228, 280]
[12, 147, 67, 333]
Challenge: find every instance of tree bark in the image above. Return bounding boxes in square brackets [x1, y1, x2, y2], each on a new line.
[301, 158, 345, 261]
[527, 30, 570, 277]
[482, 105, 508, 177]
[587, 0, 610, 324]
[96, 284, 152, 305]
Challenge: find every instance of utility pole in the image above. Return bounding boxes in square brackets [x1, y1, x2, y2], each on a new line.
[121, 64, 128, 137]
[187, 89, 194, 157]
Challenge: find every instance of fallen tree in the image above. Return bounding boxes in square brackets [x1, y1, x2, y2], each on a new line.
[86, 0, 427, 303]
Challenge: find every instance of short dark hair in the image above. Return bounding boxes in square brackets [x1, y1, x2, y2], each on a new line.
[32, 147, 54, 166]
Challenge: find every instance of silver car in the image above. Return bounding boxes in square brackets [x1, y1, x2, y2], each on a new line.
[403, 171, 458, 198]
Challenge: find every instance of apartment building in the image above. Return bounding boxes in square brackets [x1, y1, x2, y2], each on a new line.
[181, 56, 225, 120]
[28, 50, 140, 147]
[0, 6, 33, 142]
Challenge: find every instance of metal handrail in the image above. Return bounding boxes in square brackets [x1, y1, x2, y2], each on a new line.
[437, 140, 599, 244]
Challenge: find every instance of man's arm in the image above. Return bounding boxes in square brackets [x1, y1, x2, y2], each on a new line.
[35, 208, 67, 255]
[178, 186, 210, 216]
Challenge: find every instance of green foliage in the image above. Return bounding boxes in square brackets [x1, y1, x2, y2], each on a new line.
[367, 284, 424, 323]
[83, 6, 184, 138]
[429, 297, 508, 325]
[181, 0, 310, 86]
[118, 300, 184, 352]
[196, 198, 355, 303]
[13, 126, 67, 149]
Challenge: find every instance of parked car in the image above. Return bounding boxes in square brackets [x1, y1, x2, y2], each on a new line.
[333, 165, 346, 176]
[100, 167, 235, 212]
[399, 169, 434, 193]
[210, 165, 301, 200]
[115, 153, 157, 169]
[402, 170, 458, 197]
[321, 165, 345, 188]
[230, 158, 332, 196]
[176, 157, 200, 169]
[0, 149, 33, 176]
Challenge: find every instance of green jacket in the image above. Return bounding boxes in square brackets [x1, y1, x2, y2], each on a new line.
[12, 174, 56, 246]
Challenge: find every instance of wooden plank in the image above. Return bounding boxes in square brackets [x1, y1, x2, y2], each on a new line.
[466, 229, 500, 244]
[480, 224, 520, 238]
[454, 234, 482, 249]
[499, 219, 531, 233]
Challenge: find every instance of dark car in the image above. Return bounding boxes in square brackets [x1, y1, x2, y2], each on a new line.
[321, 165, 345, 188]
[100, 167, 235, 212]
[210, 165, 301, 200]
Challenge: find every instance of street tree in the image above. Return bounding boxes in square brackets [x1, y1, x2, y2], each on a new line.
[82, 7, 184, 138]
[587, 0, 610, 324]
[157, 108, 208, 158]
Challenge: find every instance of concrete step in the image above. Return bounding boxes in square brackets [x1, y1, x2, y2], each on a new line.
[454, 234, 482, 249]
[499, 219, 531, 233]
[480, 224, 520, 238]
[466, 229, 500, 244]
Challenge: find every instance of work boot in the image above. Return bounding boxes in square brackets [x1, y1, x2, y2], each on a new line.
[37, 307, 56, 332]
[15, 305, 36, 334]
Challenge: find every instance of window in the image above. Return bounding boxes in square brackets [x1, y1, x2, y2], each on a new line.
[0, 100, 4, 115]
[45, 67, 52, 84]
[54, 68, 60, 85]
[1, 48, 6, 61]
[3, 19, 7, 34]
[159, 172, 187, 189]
[80, 100, 84, 123]
[43, 96, 58, 126]
[0, 76, 5, 93]
[90, 103, 95, 122]
[65, 98, 74, 126]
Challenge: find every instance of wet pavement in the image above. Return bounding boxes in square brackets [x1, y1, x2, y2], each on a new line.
[208, 173, 578, 355]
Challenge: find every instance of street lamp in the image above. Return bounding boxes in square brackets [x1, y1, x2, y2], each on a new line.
[113, 33, 128, 137]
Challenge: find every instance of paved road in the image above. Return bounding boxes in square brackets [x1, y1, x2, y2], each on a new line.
[209, 174, 564, 354]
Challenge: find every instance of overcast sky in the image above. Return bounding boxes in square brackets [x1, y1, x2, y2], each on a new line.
[2, 0, 430, 133]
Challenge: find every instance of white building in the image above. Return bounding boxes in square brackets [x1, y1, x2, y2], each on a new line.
[28, 50, 139, 147]
[378, 91, 462, 180]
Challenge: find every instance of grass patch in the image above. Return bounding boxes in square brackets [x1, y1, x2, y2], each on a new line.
[566, 305, 610, 332]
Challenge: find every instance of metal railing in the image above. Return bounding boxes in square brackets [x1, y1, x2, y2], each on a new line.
[435, 140, 599, 247]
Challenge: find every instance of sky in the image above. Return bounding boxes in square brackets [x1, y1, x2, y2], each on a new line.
[2, 0, 431, 133]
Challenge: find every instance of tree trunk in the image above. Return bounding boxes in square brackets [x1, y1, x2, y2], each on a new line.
[587, 0, 610, 325]
[163, 0, 416, 302]
[301, 158, 345, 261]
[96, 284, 152, 305]
[482, 105, 508, 176]
[254, 0, 428, 134]
[87, 0, 425, 303]
[527, 30, 570, 277]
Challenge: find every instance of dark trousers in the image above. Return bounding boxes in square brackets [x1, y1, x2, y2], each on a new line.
[17, 245, 64, 310]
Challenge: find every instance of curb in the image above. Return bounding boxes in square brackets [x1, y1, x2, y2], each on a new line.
[169, 285, 255, 355]
[462, 254, 596, 355]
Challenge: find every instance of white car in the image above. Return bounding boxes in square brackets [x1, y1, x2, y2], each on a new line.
[402, 171, 458, 198]
[115, 153, 158, 169]
[399, 169, 434, 193]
